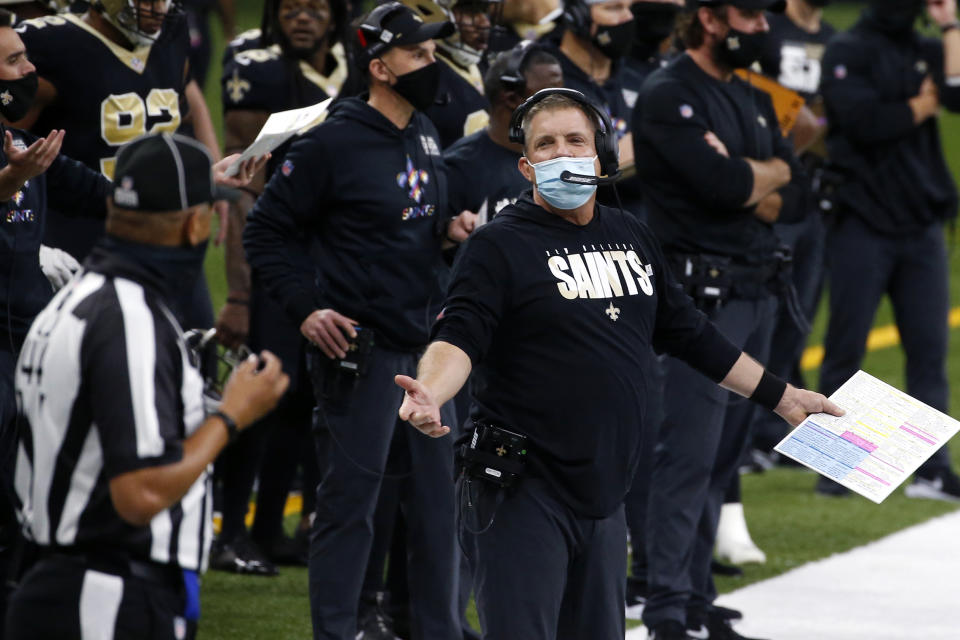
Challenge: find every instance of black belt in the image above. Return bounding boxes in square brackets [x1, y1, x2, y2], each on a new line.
[669, 251, 810, 334]
[37, 549, 183, 588]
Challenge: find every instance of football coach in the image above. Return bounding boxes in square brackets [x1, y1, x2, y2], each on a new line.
[394, 88, 842, 640]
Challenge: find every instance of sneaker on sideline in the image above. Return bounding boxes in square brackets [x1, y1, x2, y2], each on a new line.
[209, 533, 278, 576]
[905, 472, 960, 503]
[625, 577, 647, 620]
[357, 591, 401, 640]
[648, 620, 694, 640]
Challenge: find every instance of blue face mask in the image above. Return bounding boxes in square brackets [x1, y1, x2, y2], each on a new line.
[531, 155, 598, 210]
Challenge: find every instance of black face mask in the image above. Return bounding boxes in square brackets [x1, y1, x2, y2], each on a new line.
[716, 27, 768, 69]
[0, 72, 38, 122]
[390, 61, 441, 111]
[866, 0, 924, 37]
[100, 235, 209, 311]
[593, 19, 635, 60]
[631, 2, 681, 45]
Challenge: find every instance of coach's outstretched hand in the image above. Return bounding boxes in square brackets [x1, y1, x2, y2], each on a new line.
[775, 385, 844, 427]
[396, 375, 450, 438]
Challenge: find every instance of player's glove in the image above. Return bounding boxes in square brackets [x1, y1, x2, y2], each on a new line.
[39, 244, 80, 291]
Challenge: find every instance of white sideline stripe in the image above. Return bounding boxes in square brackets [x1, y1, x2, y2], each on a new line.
[625, 510, 960, 640]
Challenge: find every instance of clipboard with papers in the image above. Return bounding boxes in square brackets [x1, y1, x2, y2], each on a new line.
[223, 97, 333, 177]
[774, 370, 960, 503]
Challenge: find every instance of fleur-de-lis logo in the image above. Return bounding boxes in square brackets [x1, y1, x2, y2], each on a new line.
[226, 69, 251, 103]
[1, 91, 12, 106]
[397, 155, 429, 203]
[605, 302, 621, 322]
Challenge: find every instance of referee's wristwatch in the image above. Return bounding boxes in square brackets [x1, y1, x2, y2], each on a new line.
[212, 410, 240, 444]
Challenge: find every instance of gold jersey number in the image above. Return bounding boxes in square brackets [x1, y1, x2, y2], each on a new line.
[99, 89, 181, 178]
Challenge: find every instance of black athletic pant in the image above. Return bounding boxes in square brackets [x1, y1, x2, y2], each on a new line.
[307, 345, 459, 640]
[6, 555, 195, 640]
[644, 295, 777, 629]
[249, 387, 319, 550]
[623, 351, 665, 584]
[820, 216, 952, 477]
[462, 477, 626, 640]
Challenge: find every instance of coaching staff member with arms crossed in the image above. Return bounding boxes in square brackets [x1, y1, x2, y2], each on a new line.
[394, 88, 840, 640]
[633, 1, 811, 636]
[244, 4, 475, 639]
[5, 133, 288, 640]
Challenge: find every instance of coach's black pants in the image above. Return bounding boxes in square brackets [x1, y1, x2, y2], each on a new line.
[644, 295, 777, 629]
[307, 346, 460, 640]
[5, 555, 193, 640]
[462, 477, 626, 640]
[820, 216, 952, 476]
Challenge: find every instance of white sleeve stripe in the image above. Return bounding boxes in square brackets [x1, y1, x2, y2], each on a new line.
[79, 570, 123, 640]
[114, 279, 164, 458]
[947, 76, 960, 87]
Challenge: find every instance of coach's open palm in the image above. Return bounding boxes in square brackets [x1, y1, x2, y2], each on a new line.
[396, 375, 449, 438]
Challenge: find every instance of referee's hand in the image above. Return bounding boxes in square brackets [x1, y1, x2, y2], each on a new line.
[396, 375, 450, 438]
[220, 351, 290, 429]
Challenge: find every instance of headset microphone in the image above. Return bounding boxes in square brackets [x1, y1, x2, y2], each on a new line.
[560, 170, 622, 186]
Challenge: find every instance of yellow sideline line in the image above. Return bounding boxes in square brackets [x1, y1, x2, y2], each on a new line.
[799, 307, 960, 372]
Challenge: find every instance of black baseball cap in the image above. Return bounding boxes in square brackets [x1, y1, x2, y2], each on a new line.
[111, 133, 237, 212]
[698, 0, 786, 12]
[356, 2, 455, 64]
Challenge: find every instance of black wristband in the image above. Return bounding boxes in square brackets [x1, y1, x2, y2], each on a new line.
[749, 370, 787, 412]
[226, 296, 250, 306]
[212, 410, 240, 443]
[942, 21, 960, 33]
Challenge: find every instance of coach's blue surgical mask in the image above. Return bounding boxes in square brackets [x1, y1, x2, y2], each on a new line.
[531, 155, 598, 210]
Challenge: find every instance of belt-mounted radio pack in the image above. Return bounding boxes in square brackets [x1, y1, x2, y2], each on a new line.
[459, 421, 528, 488]
[334, 326, 375, 377]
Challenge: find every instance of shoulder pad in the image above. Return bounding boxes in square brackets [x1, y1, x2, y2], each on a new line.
[222, 49, 287, 110]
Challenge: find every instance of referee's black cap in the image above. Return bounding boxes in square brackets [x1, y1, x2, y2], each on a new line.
[697, 0, 786, 12]
[111, 133, 239, 213]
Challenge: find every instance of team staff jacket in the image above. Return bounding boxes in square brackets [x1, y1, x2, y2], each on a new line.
[821, 17, 960, 234]
[0, 125, 109, 349]
[243, 97, 450, 352]
[633, 54, 808, 264]
[432, 193, 742, 518]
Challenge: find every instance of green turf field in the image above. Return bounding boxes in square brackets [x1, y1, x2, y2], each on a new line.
[196, 3, 960, 638]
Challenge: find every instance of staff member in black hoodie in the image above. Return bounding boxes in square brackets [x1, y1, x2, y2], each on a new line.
[394, 89, 839, 640]
[243, 4, 473, 639]
[817, 0, 960, 501]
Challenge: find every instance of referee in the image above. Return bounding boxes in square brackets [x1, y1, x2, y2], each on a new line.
[5, 133, 288, 640]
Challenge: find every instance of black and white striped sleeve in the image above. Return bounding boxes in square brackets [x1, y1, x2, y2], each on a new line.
[80, 279, 185, 478]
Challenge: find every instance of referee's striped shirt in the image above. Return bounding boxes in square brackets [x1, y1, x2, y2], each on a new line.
[14, 248, 211, 571]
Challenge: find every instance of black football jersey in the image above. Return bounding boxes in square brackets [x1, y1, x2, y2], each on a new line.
[17, 13, 188, 259]
[423, 51, 488, 149]
[221, 42, 347, 113]
[760, 12, 836, 103]
[17, 13, 188, 179]
[220, 27, 262, 66]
